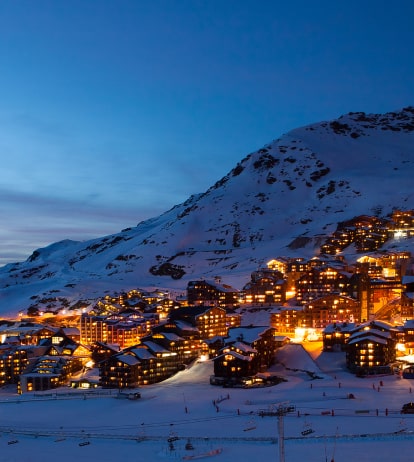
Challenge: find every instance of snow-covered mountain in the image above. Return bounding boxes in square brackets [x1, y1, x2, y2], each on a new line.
[1, 107, 414, 316]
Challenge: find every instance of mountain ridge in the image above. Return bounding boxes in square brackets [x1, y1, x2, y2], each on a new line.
[1, 106, 413, 316]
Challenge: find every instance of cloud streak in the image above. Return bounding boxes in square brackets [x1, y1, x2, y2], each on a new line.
[0, 188, 168, 265]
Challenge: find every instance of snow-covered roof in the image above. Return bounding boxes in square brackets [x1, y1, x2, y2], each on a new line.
[351, 320, 398, 333]
[402, 275, 414, 284]
[60, 327, 80, 336]
[226, 326, 272, 344]
[348, 328, 392, 342]
[215, 350, 253, 362]
[230, 341, 257, 354]
[116, 353, 140, 365]
[348, 335, 388, 346]
[404, 319, 414, 328]
[142, 341, 169, 354]
[188, 279, 239, 293]
[324, 322, 357, 333]
[175, 320, 199, 332]
[128, 348, 155, 360]
[270, 305, 304, 313]
[157, 332, 184, 341]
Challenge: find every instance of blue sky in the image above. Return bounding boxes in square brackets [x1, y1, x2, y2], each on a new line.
[0, 0, 413, 265]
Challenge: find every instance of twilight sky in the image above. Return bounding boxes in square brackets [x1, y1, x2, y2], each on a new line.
[0, 0, 413, 266]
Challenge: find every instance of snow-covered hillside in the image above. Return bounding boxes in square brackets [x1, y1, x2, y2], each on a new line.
[0, 107, 413, 316]
[1, 343, 414, 462]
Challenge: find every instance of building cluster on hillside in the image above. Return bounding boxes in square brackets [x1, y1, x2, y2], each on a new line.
[2, 210, 414, 392]
[320, 210, 414, 254]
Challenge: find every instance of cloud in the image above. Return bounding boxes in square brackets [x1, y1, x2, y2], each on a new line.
[0, 187, 169, 265]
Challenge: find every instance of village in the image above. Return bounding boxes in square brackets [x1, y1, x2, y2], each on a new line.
[1, 209, 414, 394]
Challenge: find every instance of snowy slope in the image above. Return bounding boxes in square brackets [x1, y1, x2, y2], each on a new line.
[0, 107, 413, 316]
[1, 343, 414, 462]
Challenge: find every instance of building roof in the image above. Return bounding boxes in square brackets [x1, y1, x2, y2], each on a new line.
[60, 327, 80, 336]
[348, 335, 388, 346]
[214, 350, 253, 362]
[115, 353, 140, 366]
[142, 341, 169, 354]
[274, 335, 290, 342]
[404, 319, 414, 329]
[402, 276, 414, 284]
[348, 328, 392, 342]
[128, 348, 155, 360]
[174, 320, 199, 332]
[270, 306, 304, 313]
[158, 332, 184, 341]
[170, 305, 225, 320]
[188, 279, 239, 293]
[231, 342, 257, 354]
[226, 326, 272, 344]
[350, 320, 399, 333]
[324, 322, 357, 333]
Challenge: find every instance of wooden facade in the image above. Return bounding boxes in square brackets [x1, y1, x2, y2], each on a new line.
[186, 279, 240, 307]
[242, 268, 287, 305]
[99, 342, 184, 388]
[345, 321, 398, 375]
[212, 326, 276, 382]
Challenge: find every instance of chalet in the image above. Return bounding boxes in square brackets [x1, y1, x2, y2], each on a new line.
[286, 258, 309, 274]
[345, 320, 399, 375]
[99, 352, 141, 389]
[58, 327, 81, 343]
[143, 332, 198, 364]
[204, 336, 225, 359]
[224, 326, 276, 371]
[322, 322, 356, 352]
[90, 341, 120, 363]
[211, 326, 277, 385]
[186, 278, 240, 307]
[225, 312, 242, 329]
[295, 266, 351, 305]
[270, 305, 304, 334]
[99, 341, 184, 388]
[152, 297, 182, 319]
[37, 330, 90, 363]
[168, 306, 227, 339]
[0, 322, 57, 346]
[152, 319, 202, 356]
[274, 335, 290, 348]
[242, 268, 287, 305]
[0, 347, 29, 386]
[349, 320, 401, 341]
[213, 343, 258, 380]
[19, 355, 82, 393]
[139, 341, 181, 382]
[302, 294, 360, 329]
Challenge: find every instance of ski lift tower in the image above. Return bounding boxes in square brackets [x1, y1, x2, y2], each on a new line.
[259, 402, 295, 462]
[275, 403, 295, 462]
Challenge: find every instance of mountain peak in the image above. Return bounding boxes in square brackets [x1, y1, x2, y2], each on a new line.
[1, 107, 413, 316]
